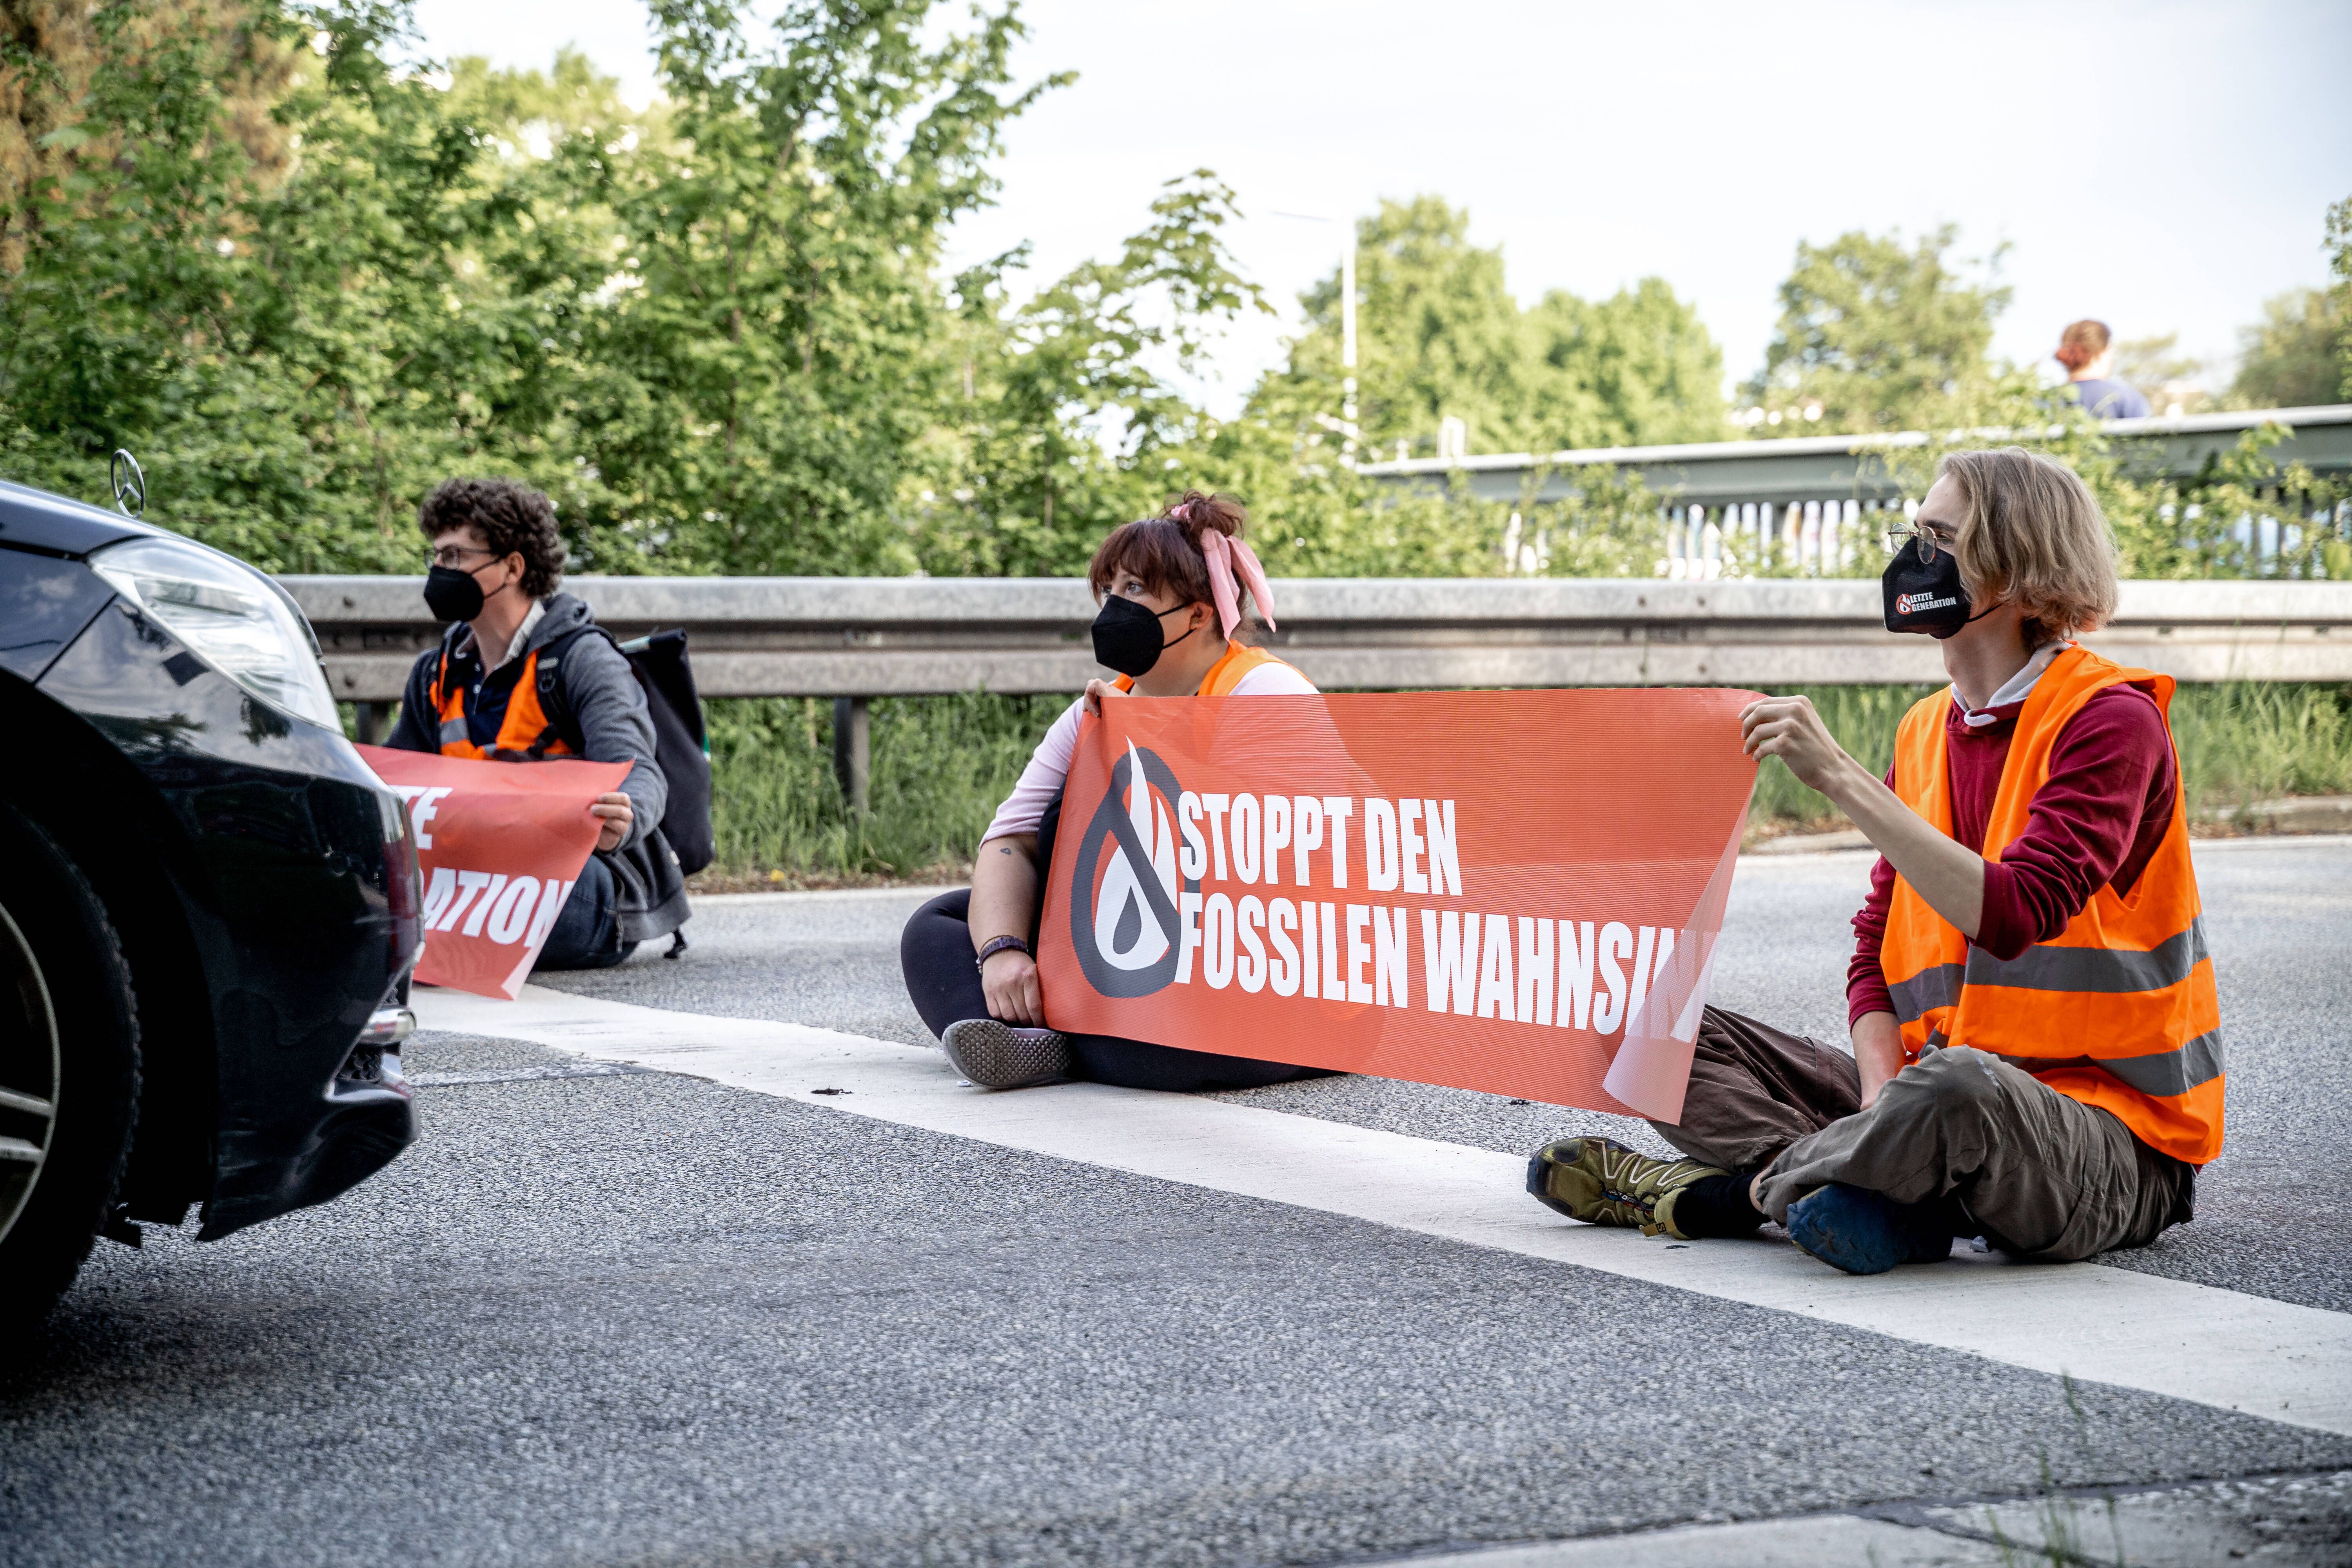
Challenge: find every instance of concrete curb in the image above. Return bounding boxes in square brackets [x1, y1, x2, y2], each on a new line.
[2201, 794, 2352, 835]
[1375, 1467, 2352, 1568]
[1750, 794, 2352, 856]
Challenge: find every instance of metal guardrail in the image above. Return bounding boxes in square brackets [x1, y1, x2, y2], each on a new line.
[289, 412, 2352, 808]
[290, 574, 2352, 810]
[287, 575, 2352, 700]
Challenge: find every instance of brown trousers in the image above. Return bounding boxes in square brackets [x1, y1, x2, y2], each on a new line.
[1649, 1007, 2196, 1262]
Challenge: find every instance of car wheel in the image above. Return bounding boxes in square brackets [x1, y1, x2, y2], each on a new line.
[0, 799, 140, 1330]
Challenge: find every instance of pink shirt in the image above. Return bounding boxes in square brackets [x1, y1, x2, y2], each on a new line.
[980, 661, 1321, 846]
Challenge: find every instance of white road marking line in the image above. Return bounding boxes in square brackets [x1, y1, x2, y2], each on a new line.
[1402, 1514, 1997, 1567]
[414, 983, 2352, 1437]
[405, 1062, 654, 1087]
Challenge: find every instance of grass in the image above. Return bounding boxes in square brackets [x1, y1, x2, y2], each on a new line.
[1746, 684, 1939, 829]
[694, 682, 2352, 885]
[703, 692, 1068, 887]
[1750, 681, 2352, 831]
[1983, 1376, 2129, 1568]
[2170, 681, 2352, 816]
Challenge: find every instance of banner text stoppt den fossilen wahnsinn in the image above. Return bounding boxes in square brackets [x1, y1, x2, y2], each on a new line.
[1039, 688, 1761, 1121]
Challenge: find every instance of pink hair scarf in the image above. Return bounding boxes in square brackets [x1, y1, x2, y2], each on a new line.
[1195, 524, 1278, 639]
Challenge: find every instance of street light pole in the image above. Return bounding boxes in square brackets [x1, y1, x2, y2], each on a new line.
[1340, 240, 1357, 463]
[1272, 209, 1360, 466]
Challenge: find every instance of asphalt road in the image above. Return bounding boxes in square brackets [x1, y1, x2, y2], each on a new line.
[5, 838, 2350, 1566]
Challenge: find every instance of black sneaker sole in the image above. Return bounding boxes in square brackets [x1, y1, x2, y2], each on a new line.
[940, 1018, 1070, 1090]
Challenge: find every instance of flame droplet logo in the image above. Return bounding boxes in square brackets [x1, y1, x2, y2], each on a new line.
[1068, 740, 1196, 996]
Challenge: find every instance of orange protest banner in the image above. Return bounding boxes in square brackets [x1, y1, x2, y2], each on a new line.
[1037, 689, 1759, 1122]
[359, 745, 631, 1000]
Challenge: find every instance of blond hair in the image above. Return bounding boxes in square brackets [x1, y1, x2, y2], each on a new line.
[1939, 447, 2119, 643]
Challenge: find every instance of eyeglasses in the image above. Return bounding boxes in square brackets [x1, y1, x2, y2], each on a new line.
[428, 544, 501, 570]
[1882, 522, 1957, 564]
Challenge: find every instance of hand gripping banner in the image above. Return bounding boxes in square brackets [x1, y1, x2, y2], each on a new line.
[359, 745, 631, 1000]
[1038, 688, 1759, 1122]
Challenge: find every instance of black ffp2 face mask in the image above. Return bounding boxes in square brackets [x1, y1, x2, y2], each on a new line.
[1881, 540, 1990, 641]
[423, 563, 497, 623]
[1091, 594, 1198, 678]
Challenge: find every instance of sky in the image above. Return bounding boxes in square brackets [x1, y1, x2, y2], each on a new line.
[410, 0, 2352, 423]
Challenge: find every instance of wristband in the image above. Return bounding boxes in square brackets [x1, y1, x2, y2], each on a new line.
[975, 935, 1032, 971]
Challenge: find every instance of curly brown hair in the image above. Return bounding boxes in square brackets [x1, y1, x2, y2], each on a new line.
[417, 478, 565, 599]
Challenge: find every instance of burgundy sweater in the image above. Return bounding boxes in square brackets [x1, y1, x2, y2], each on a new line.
[1846, 682, 2178, 1027]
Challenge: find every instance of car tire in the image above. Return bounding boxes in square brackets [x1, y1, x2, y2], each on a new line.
[0, 799, 141, 1330]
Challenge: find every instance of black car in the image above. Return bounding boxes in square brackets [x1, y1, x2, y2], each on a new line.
[1, 466, 422, 1326]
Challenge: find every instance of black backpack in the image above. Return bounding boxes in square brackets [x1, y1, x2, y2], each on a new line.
[537, 626, 715, 877]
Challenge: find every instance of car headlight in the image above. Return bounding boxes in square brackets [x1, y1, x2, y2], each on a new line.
[89, 536, 341, 730]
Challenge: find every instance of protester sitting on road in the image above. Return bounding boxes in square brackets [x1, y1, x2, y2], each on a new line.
[1529, 448, 2218, 1274]
[899, 491, 1335, 1093]
[385, 477, 688, 969]
[2055, 319, 2152, 419]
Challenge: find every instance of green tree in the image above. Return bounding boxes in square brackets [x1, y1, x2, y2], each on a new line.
[0, 2, 1690, 591]
[1744, 224, 2011, 437]
[0, 0, 369, 563]
[2111, 333, 2203, 414]
[0, 0, 298, 275]
[1525, 278, 1726, 448]
[559, 0, 1057, 577]
[914, 172, 1267, 577]
[0, 0, 1088, 579]
[2331, 193, 2352, 403]
[1268, 195, 1722, 461]
[2229, 287, 2345, 409]
[0, 0, 645, 570]
[1307, 195, 1532, 459]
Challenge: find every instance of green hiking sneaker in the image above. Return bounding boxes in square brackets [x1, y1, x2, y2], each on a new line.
[1525, 1137, 1728, 1240]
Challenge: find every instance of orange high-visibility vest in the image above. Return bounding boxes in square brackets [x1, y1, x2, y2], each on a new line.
[432, 645, 578, 762]
[1880, 644, 2223, 1165]
[1113, 641, 1297, 696]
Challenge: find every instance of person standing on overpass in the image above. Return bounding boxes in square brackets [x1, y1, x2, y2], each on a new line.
[1529, 447, 2220, 1273]
[2055, 319, 2152, 419]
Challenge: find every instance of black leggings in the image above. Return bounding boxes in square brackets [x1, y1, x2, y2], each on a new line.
[900, 887, 1322, 1093]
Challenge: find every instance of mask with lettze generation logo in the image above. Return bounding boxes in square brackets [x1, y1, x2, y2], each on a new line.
[1881, 537, 1998, 640]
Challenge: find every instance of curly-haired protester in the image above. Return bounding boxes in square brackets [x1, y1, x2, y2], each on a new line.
[898, 491, 1336, 1093]
[1529, 448, 2219, 1274]
[385, 477, 688, 968]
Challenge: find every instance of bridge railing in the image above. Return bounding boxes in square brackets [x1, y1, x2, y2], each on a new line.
[283, 575, 2352, 811]
[1359, 405, 2352, 581]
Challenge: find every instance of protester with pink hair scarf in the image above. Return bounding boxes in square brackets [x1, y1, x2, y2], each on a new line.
[898, 491, 1331, 1091]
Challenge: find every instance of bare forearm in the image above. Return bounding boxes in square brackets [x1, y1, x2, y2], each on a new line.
[969, 835, 1040, 952]
[1851, 1010, 1904, 1108]
[1817, 754, 1985, 940]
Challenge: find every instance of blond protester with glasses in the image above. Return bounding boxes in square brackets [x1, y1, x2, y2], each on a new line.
[1529, 448, 2222, 1275]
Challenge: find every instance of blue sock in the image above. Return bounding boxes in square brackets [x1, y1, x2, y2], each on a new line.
[1786, 1183, 1955, 1275]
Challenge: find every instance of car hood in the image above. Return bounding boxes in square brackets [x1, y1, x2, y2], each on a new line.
[0, 478, 168, 557]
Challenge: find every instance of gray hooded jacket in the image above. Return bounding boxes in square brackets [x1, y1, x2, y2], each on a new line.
[387, 592, 689, 944]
